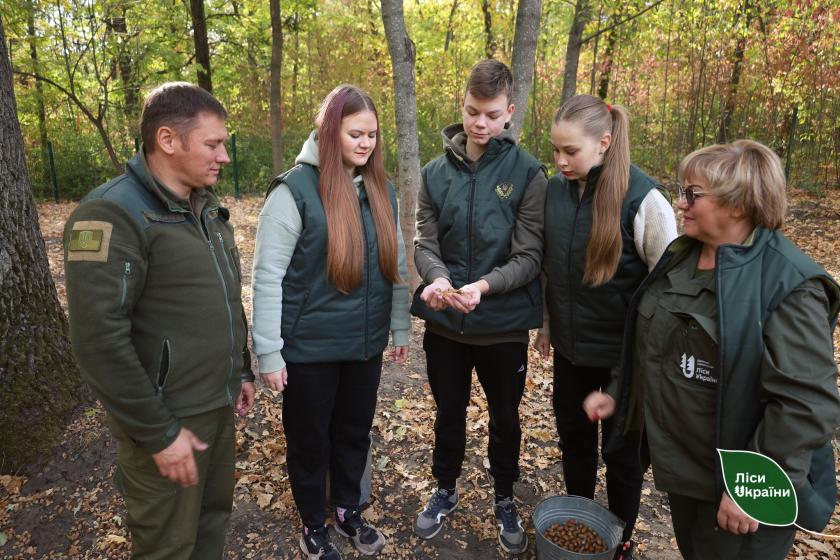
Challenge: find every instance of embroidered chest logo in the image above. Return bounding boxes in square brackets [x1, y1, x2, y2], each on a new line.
[680, 353, 717, 384]
[495, 182, 514, 199]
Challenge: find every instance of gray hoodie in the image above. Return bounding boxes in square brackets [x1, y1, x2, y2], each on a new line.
[251, 131, 410, 373]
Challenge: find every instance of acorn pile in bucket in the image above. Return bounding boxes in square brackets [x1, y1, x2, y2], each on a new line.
[545, 519, 608, 554]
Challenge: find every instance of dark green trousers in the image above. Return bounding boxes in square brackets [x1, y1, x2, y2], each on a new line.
[110, 406, 236, 560]
[668, 493, 795, 560]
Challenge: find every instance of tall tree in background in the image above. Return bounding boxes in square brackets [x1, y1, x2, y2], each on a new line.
[26, 0, 48, 173]
[0, 17, 81, 473]
[381, 0, 421, 290]
[717, 0, 753, 143]
[561, 0, 590, 104]
[509, 0, 541, 140]
[190, 0, 212, 92]
[562, 0, 664, 105]
[480, 0, 495, 57]
[270, 0, 284, 174]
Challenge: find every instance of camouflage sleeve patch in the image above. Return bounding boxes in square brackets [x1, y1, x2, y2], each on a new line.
[66, 220, 113, 262]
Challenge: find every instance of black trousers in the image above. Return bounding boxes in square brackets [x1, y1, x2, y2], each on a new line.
[668, 493, 795, 560]
[424, 330, 527, 495]
[283, 355, 382, 528]
[553, 353, 642, 542]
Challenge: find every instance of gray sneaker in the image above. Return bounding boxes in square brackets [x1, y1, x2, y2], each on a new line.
[413, 488, 459, 539]
[495, 498, 527, 554]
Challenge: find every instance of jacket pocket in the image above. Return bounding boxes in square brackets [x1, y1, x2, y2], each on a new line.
[290, 290, 311, 335]
[156, 338, 171, 394]
[229, 246, 242, 283]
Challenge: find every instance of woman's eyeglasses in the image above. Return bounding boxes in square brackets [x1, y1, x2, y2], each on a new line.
[678, 184, 709, 207]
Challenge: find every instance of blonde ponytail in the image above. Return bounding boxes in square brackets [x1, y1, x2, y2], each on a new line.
[554, 95, 631, 286]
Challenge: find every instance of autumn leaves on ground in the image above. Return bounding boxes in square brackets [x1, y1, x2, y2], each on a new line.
[1, 190, 838, 559]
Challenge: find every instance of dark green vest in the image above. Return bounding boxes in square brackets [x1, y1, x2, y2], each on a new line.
[271, 164, 397, 363]
[544, 165, 659, 367]
[410, 138, 544, 335]
[612, 228, 840, 531]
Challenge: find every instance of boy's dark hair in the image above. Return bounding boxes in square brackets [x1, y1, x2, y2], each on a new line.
[465, 59, 513, 103]
[140, 82, 227, 153]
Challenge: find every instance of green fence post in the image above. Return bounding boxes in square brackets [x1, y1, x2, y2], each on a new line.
[134, 137, 140, 154]
[47, 141, 59, 202]
[231, 133, 240, 199]
[785, 105, 797, 182]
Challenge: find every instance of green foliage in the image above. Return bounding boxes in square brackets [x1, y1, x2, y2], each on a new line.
[5, 0, 838, 198]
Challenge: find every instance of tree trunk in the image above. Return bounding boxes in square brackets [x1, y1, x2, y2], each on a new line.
[509, 0, 541, 141]
[0, 18, 81, 473]
[189, 0, 213, 92]
[270, 0, 284, 175]
[27, 0, 48, 194]
[561, 0, 590, 105]
[381, 0, 420, 292]
[112, 11, 140, 120]
[480, 0, 495, 58]
[717, 0, 752, 143]
[597, 27, 616, 99]
[443, 0, 459, 53]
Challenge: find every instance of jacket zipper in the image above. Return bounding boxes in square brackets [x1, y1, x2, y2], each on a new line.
[120, 261, 132, 308]
[567, 186, 584, 363]
[360, 192, 371, 356]
[460, 170, 479, 335]
[191, 206, 236, 404]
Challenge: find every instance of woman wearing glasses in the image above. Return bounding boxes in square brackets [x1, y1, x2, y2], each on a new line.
[536, 94, 677, 559]
[585, 139, 840, 559]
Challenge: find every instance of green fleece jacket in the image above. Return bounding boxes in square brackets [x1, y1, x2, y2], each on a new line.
[64, 153, 253, 453]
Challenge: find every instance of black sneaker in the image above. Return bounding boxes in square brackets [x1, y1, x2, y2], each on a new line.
[614, 539, 635, 560]
[299, 525, 342, 560]
[334, 508, 386, 555]
[495, 498, 527, 554]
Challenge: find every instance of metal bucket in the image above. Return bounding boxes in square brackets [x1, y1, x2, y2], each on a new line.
[533, 495, 625, 560]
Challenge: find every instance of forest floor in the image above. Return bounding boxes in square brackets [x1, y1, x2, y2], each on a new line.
[1, 187, 839, 559]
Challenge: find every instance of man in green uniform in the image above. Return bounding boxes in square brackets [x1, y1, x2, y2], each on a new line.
[64, 82, 255, 559]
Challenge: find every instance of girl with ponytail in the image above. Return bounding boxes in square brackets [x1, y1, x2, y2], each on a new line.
[536, 94, 677, 558]
[252, 85, 409, 559]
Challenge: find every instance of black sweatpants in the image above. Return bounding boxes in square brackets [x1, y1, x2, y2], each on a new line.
[668, 493, 795, 559]
[283, 354, 382, 528]
[424, 330, 527, 496]
[553, 353, 642, 542]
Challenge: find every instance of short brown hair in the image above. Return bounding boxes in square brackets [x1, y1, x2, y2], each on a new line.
[465, 59, 513, 103]
[140, 82, 227, 153]
[678, 139, 787, 229]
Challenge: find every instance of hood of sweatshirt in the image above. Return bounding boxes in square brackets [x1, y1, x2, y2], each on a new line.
[295, 130, 321, 167]
[441, 122, 517, 164]
[294, 129, 363, 185]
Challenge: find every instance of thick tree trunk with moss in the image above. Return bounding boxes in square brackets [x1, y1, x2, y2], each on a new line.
[0, 18, 81, 473]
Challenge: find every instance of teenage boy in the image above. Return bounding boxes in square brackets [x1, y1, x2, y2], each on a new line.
[411, 59, 547, 554]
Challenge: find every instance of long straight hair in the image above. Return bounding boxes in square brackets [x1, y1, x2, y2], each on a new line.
[554, 94, 630, 286]
[315, 85, 400, 293]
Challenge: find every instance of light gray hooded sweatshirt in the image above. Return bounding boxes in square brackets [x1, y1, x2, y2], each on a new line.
[251, 131, 410, 373]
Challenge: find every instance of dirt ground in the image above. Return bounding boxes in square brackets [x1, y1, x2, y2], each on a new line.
[1, 188, 838, 559]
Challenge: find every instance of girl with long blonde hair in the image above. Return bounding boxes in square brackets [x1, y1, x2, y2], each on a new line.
[536, 94, 677, 559]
